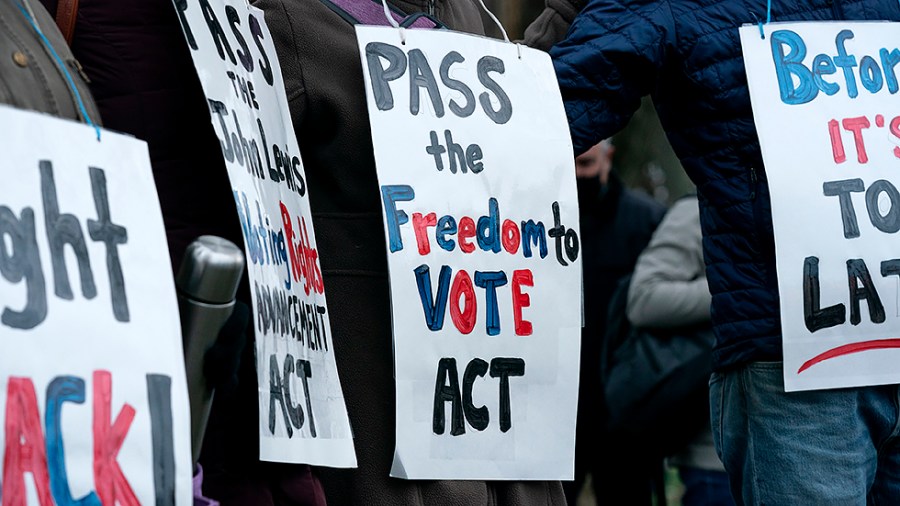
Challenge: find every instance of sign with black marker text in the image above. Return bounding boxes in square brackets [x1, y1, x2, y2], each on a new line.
[0, 106, 192, 505]
[742, 22, 900, 391]
[172, 0, 355, 466]
[357, 27, 581, 480]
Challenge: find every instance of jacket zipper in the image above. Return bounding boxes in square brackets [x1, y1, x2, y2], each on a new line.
[427, 0, 434, 16]
[750, 167, 758, 200]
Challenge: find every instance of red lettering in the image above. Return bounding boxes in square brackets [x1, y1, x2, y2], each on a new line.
[501, 219, 520, 254]
[891, 116, 900, 159]
[92, 371, 139, 506]
[3, 378, 52, 506]
[299, 216, 324, 295]
[280, 201, 303, 284]
[828, 119, 846, 164]
[842, 116, 871, 164]
[511, 269, 533, 336]
[281, 201, 324, 296]
[449, 270, 476, 334]
[412, 212, 437, 255]
[458, 217, 476, 253]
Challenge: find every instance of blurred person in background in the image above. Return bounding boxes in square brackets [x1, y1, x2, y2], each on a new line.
[569, 139, 665, 505]
[627, 195, 733, 506]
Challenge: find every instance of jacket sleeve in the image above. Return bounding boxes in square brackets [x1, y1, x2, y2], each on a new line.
[626, 197, 711, 329]
[521, 0, 585, 52]
[550, 0, 674, 155]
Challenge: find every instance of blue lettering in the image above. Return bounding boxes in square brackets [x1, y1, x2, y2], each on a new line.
[520, 220, 547, 259]
[381, 185, 414, 253]
[474, 270, 507, 336]
[45, 376, 100, 506]
[415, 264, 451, 330]
[771, 30, 817, 105]
[834, 30, 859, 98]
[436, 215, 457, 252]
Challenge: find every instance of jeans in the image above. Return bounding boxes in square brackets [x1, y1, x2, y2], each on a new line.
[710, 361, 900, 506]
[679, 467, 735, 506]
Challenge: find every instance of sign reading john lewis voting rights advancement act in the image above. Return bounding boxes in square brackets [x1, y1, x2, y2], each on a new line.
[173, 0, 355, 466]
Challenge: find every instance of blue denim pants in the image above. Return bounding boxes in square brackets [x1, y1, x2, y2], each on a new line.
[710, 361, 900, 505]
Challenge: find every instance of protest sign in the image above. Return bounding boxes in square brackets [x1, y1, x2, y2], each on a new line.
[0, 106, 192, 505]
[742, 22, 900, 391]
[357, 26, 581, 480]
[172, 0, 355, 466]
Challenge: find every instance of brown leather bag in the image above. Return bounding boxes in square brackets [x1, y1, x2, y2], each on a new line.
[54, 0, 78, 43]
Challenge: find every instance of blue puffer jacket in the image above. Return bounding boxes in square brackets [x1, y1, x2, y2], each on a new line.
[551, 0, 900, 371]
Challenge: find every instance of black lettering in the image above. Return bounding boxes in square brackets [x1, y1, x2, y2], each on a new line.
[433, 358, 465, 436]
[477, 56, 512, 125]
[0, 206, 46, 329]
[297, 359, 316, 437]
[407, 49, 443, 117]
[41, 161, 96, 301]
[208, 99, 235, 162]
[291, 157, 306, 197]
[847, 259, 885, 325]
[803, 256, 846, 332]
[440, 51, 476, 117]
[426, 130, 446, 171]
[866, 179, 900, 234]
[316, 305, 328, 352]
[365, 42, 407, 111]
[282, 354, 305, 430]
[199, 0, 236, 64]
[172, 0, 198, 50]
[444, 130, 465, 174]
[823, 178, 865, 238]
[465, 144, 484, 173]
[268, 354, 293, 437]
[547, 201, 567, 267]
[462, 358, 489, 431]
[258, 119, 272, 178]
[87, 167, 129, 322]
[489, 357, 524, 433]
[146, 374, 175, 506]
[226, 6, 253, 72]
[249, 13, 273, 86]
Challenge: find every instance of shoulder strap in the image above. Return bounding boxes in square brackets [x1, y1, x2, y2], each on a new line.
[319, 0, 441, 28]
[54, 0, 79, 44]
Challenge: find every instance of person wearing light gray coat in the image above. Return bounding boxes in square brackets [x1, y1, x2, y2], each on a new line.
[627, 195, 733, 506]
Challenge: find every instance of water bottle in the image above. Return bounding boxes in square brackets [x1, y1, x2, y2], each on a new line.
[176, 235, 245, 464]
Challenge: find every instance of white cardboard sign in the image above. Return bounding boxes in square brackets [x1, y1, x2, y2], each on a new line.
[742, 22, 900, 391]
[357, 26, 581, 480]
[172, 0, 355, 466]
[0, 106, 192, 505]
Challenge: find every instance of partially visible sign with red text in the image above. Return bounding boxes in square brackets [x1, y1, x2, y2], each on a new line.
[0, 106, 192, 505]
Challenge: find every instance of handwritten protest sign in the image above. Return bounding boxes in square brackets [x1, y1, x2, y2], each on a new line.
[0, 106, 191, 504]
[742, 22, 900, 391]
[172, 0, 355, 465]
[357, 27, 581, 479]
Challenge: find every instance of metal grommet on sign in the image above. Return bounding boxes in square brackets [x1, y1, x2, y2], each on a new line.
[12, 51, 28, 67]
